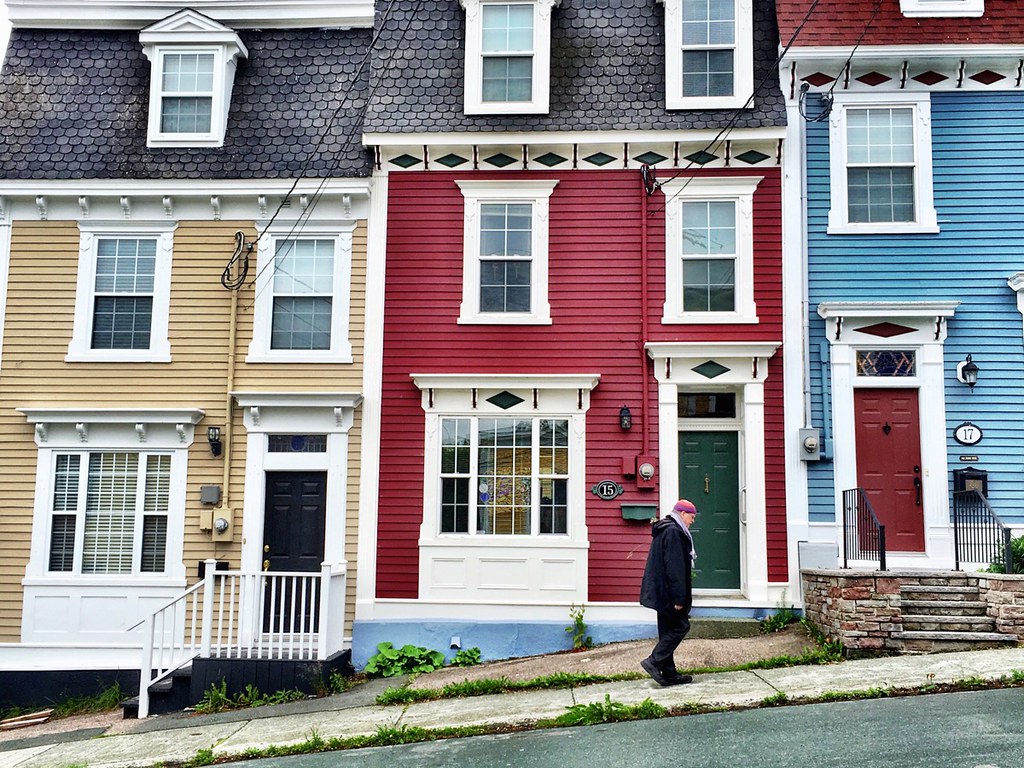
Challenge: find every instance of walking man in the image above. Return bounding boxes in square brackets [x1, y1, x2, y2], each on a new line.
[639, 498, 697, 686]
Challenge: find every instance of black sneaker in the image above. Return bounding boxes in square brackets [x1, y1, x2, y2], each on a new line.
[662, 673, 693, 686]
[640, 657, 667, 686]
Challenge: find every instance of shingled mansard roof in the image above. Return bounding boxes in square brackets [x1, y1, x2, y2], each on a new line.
[0, 28, 374, 180]
[776, 0, 1023, 48]
[363, 0, 786, 135]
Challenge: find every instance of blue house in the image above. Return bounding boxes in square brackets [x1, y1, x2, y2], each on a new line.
[778, 0, 1024, 574]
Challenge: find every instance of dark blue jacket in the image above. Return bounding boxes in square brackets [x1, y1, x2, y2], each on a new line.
[639, 517, 693, 614]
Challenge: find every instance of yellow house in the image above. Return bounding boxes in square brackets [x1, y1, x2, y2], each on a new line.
[0, 2, 376, 716]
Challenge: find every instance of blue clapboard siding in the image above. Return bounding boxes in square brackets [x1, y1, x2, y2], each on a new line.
[805, 91, 1024, 525]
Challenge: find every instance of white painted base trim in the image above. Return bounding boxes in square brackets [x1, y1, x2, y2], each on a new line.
[0, 644, 143, 671]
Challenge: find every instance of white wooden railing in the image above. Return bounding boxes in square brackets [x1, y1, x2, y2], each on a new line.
[136, 559, 346, 718]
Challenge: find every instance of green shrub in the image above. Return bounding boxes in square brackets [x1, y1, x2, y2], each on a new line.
[760, 592, 798, 633]
[364, 642, 446, 677]
[451, 647, 482, 667]
[985, 535, 1024, 574]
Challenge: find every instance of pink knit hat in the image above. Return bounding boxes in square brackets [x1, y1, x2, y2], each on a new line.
[673, 499, 697, 515]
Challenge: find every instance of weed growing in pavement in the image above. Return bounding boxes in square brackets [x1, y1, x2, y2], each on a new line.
[542, 694, 667, 727]
[9, 682, 131, 721]
[760, 592, 799, 633]
[565, 603, 593, 651]
[818, 687, 892, 702]
[364, 641, 446, 677]
[451, 647, 483, 667]
[183, 747, 215, 767]
[193, 680, 305, 714]
[761, 691, 789, 706]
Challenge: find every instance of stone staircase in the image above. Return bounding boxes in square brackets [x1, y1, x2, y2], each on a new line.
[893, 578, 1019, 653]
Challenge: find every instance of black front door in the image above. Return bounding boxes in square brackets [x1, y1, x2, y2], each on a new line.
[262, 471, 327, 632]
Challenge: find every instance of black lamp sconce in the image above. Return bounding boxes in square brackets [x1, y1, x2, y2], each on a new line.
[956, 354, 980, 389]
[207, 426, 223, 457]
[619, 405, 632, 431]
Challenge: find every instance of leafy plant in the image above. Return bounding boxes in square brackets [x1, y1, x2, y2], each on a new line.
[761, 691, 788, 706]
[547, 694, 666, 727]
[184, 747, 216, 767]
[193, 680, 304, 714]
[451, 647, 482, 667]
[364, 641, 446, 678]
[760, 592, 798, 633]
[565, 603, 593, 651]
[985, 535, 1024, 574]
[328, 670, 351, 694]
[194, 681, 232, 714]
[51, 682, 125, 718]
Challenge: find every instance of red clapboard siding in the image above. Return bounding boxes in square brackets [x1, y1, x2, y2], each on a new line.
[377, 167, 785, 601]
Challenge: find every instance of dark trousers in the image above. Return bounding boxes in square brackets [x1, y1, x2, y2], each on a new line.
[650, 609, 690, 672]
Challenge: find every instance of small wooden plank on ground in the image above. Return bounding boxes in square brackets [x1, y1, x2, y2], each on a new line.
[0, 709, 54, 730]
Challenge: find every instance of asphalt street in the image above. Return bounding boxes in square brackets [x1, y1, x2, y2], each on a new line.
[227, 688, 1024, 768]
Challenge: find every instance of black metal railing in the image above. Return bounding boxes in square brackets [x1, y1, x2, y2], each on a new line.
[842, 488, 887, 571]
[952, 490, 1014, 573]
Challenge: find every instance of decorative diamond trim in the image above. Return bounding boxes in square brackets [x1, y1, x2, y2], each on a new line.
[684, 150, 718, 166]
[735, 150, 770, 165]
[390, 154, 421, 169]
[803, 72, 835, 87]
[534, 152, 568, 167]
[634, 151, 668, 165]
[856, 71, 891, 87]
[970, 70, 1005, 85]
[436, 153, 469, 168]
[855, 322, 916, 339]
[483, 153, 517, 168]
[486, 391, 525, 410]
[913, 70, 948, 86]
[583, 152, 616, 166]
[692, 360, 730, 379]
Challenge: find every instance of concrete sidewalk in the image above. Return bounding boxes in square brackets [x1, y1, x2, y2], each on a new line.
[3, 646, 1023, 768]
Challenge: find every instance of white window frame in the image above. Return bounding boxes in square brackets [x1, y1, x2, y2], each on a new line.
[461, 0, 559, 115]
[67, 222, 175, 363]
[247, 221, 355, 363]
[828, 93, 938, 235]
[140, 10, 247, 148]
[661, 176, 761, 324]
[658, 0, 754, 110]
[456, 179, 558, 325]
[900, 0, 983, 17]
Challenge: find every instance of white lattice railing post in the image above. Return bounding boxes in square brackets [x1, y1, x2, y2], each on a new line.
[137, 614, 155, 718]
[200, 559, 217, 657]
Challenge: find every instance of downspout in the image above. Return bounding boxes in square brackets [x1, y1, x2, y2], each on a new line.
[221, 285, 239, 508]
[640, 169, 651, 456]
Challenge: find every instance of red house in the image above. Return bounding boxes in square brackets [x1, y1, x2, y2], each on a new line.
[356, 0, 789, 662]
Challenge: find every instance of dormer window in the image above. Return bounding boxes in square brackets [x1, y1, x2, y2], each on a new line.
[461, 0, 559, 115]
[658, 0, 753, 110]
[900, 0, 984, 17]
[140, 10, 247, 148]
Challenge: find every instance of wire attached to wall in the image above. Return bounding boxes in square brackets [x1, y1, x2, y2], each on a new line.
[221, 230, 251, 291]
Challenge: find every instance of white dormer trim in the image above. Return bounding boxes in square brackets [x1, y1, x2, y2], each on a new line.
[460, 0, 560, 115]
[140, 10, 247, 148]
[900, 0, 984, 17]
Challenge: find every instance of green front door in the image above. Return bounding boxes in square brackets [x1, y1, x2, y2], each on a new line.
[679, 431, 740, 590]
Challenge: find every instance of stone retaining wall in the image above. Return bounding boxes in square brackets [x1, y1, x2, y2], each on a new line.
[801, 569, 1024, 652]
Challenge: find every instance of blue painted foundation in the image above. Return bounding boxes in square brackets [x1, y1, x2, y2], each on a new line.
[351, 606, 778, 669]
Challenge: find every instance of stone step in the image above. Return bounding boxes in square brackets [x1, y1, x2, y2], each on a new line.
[902, 615, 996, 633]
[900, 585, 980, 601]
[900, 599, 989, 616]
[892, 630, 1019, 654]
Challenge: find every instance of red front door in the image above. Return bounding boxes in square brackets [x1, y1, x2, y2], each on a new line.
[854, 388, 925, 552]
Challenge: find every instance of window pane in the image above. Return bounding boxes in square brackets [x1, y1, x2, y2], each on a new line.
[683, 201, 736, 255]
[49, 514, 76, 572]
[273, 239, 335, 295]
[95, 239, 156, 293]
[683, 0, 735, 44]
[683, 50, 734, 98]
[441, 418, 471, 474]
[161, 96, 213, 133]
[679, 392, 737, 418]
[539, 478, 567, 534]
[480, 260, 532, 312]
[857, 349, 916, 377]
[441, 478, 470, 533]
[271, 297, 332, 350]
[683, 258, 735, 312]
[267, 435, 328, 453]
[477, 418, 532, 535]
[53, 454, 81, 511]
[482, 4, 533, 52]
[480, 203, 532, 257]
[847, 107, 915, 165]
[82, 453, 138, 574]
[144, 455, 171, 514]
[482, 56, 533, 102]
[92, 297, 153, 350]
[140, 515, 167, 573]
[848, 168, 915, 223]
[162, 53, 215, 92]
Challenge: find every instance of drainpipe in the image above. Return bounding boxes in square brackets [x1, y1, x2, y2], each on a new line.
[640, 169, 651, 457]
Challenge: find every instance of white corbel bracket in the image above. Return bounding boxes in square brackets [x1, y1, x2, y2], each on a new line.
[334, 406, 345, 426]
[163, 197, 174, 218]
[175, 423, 186, 443]
[75, 422, 88, 442]
[34, 423, 47, 443]
[250, 406, 261, 426]
[211, 196, 221, 221]
[120, 196, 132, 219]
[135, 423, 147, 442]
[36, 196, 47, 220]
[78, 197, 90, 218]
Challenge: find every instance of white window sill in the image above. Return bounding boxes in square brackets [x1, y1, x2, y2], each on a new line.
[667, 95, 751, 111]
[457, 313, 552, 325]
[420, 536, 586, 548]
[23, 576, 186, 589]
[661, 313, 760, 325]
[464, 101, 549, 116]
[826, 222, 940, 236]
[65, 351, 172, 363]
[245, 351, 354, 364]
[147, 135, 225, 148]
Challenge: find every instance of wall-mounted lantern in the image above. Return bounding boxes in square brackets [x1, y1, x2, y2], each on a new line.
[956, 354, 979, 389]
[619, 406, 632, 430]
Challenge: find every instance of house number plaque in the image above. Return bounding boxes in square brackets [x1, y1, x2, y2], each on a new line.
[591, 480, 624, 500]
[953, 422, 982, 446]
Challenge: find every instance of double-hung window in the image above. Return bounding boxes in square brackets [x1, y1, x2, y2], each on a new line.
[140, 10, 247, 147]
[456, 180, 557, 324]
[462, 0, 558, 114]
[440, 416, 569, 536]
[48, 452, 171, 575]
[659, 0, 753, 110]
[828, 94, 938, 234]
[248, 223, 354, 362]
[68, 223, 174, 362]
[661, 177, 760, 323]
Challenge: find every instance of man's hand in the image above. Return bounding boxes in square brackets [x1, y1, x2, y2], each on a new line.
[674, 604, 683, 610]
